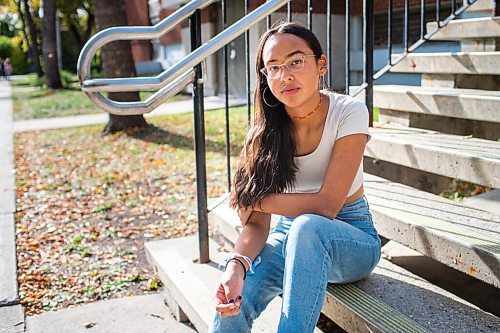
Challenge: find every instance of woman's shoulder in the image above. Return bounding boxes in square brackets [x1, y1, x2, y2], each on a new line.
[324, 91, 367, 116]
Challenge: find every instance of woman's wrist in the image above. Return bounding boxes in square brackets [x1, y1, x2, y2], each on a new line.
[226, 260, 246, 279]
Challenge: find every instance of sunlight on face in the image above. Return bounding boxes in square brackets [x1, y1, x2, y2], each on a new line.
[262, 33, 324, 109]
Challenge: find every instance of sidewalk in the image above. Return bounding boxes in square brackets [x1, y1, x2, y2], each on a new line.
[0, 80, 200, 333]
[25, 293, 196, 333]
[0, 80, 23, 333]
[14, 95, 247, 133]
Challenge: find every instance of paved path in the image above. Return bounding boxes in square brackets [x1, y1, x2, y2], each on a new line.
[14, 95, 247, 132]
[25, 294, 196, 333]
[0, 80, 23, 333]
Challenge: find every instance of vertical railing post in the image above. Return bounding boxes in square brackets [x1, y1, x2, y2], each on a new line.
[191, 9, 209, 264]
[345, 0, 351, 94]
[222, 0, 231, 192]
[364, 0, 374, 126]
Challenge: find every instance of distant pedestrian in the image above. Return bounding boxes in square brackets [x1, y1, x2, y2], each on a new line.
[4, 58, 12, 81]
[0, 59, 4, 81]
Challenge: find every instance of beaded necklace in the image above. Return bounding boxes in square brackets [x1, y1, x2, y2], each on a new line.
[286, 94, 323, 120]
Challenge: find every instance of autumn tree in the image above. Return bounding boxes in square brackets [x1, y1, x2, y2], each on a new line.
[93, 0, 149, 135]
[42, 0, 62, 88]
[59, 0, 94, 51]
[17, 0, 43, 77]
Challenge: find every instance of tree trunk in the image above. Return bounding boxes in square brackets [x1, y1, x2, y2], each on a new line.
[93, 0, 148, 135]
[21, 0, 43, 77]
[42, 0, 62, 89]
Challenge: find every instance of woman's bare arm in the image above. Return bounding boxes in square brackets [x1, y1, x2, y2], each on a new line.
[232, 211, 271, 261]
[252, 134, 368, 220]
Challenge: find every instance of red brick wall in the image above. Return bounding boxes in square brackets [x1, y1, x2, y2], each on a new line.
[248, 0, 452, 15]
[124, 0, 151, 62]
[159, 9, 182, 44]
[248, 0, 363, 15]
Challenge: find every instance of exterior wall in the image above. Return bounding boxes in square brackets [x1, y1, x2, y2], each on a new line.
[158, 9, 182, 44]
[147, 0, 462, 98]
[181, 21, 218, 96]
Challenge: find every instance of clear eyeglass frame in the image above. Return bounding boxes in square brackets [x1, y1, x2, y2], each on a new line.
[260, 54, 317, 79]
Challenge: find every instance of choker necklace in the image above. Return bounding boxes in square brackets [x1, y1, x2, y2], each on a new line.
[286, 94, 323, 120]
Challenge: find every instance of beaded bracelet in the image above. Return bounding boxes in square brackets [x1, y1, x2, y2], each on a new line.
[225, 257, 247, 280]
[233, 252, 253, 274]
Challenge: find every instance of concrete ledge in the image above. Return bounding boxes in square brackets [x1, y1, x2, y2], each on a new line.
[145, 236, 313, 333]
[0, 213, 18, 306]
[207, 200, 500, 332]
[390, 52, 500, 74]
[366, 124, 500, 188]
[364, 173, 500, 288]
[427, 17, 500, 40]
[461, 188, 500, 215]
[373, 85, 500, 123]
[0, 304, 24, 333]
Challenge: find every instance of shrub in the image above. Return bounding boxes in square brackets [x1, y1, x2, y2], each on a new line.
[10, 35, 29, 74]
[0, 35, 13, 59]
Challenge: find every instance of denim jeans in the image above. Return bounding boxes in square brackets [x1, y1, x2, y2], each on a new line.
[209, 195, 381, 333]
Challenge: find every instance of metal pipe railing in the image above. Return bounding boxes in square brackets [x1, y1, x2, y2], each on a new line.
[190, 9, 209, 264]
[77, 0, 290, 115]
[373, 0, 478, 81]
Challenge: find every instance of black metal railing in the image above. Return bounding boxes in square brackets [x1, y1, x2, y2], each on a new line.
[192, 0, 482, 261]
[79, 0, 485, 262]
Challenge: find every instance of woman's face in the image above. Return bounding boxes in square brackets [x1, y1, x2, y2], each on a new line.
[261, 33, 326, 109]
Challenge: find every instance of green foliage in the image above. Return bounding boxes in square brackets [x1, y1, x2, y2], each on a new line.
[10, 35, 29, 74]
[10, 73, 45, 87]
[0, 12, 18, 37]
[60, 69, 78, 88]
[61, 30, 79, 72]
[0, 35, 13, 58]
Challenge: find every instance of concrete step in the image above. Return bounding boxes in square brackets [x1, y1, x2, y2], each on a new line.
[373, 85, 500, 123]
[427, 17, 500, 40]
[364, 173, 500, 288]
[145, 236, 322, 333]
[366, 124, 500, 188]
[206, 203, 500, 332]
[389, 52, 500, 75]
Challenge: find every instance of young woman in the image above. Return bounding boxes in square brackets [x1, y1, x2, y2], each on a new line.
[210, 22, 381, 333]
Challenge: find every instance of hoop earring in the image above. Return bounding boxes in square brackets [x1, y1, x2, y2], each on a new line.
[263, 86, 280, 107]
[319, 74, 328, 91]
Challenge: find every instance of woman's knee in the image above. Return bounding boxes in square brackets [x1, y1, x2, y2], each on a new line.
[289, 214, 327, 239]
[283, 214, 329, 254]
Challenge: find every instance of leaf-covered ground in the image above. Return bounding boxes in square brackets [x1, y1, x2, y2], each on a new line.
[14, 108, 247, 316]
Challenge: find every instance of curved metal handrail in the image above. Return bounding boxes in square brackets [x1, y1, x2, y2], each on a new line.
[78, 0, 290, 115]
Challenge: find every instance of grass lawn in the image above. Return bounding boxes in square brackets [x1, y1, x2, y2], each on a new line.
[11, 74, 188, 121]
[15, 106, 247, 315]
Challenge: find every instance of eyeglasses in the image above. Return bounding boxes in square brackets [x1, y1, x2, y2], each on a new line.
[260, 54, 317, 79]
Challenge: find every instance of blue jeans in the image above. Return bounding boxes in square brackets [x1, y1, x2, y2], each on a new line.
[209, 195, 381, 333]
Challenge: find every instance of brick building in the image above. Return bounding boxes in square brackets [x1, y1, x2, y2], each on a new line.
[127, 0, 458, 96]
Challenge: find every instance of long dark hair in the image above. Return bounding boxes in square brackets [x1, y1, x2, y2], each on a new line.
[230, 22, 324, 209]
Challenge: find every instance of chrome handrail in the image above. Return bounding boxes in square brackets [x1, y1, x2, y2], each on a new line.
[78, 0, 290, 115]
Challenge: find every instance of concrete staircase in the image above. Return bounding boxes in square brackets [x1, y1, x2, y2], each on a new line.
[145, 3, 500, 332]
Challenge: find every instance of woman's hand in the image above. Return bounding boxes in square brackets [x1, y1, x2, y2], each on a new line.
[237, 206, 253, 226]
[215, 261, 245, 317]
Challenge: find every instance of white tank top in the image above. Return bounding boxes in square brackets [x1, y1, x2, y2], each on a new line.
[289, 92, 371, 196]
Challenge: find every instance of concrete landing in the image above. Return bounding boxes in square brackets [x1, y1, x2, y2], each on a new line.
[25, 294, 196, 333]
